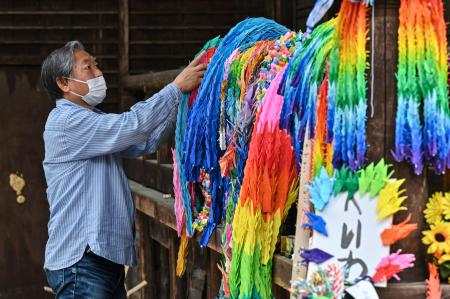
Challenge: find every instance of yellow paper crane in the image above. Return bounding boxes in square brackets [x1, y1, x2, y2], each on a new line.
[376, 179, 407, 220]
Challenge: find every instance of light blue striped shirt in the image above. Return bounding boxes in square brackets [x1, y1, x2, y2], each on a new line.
[43, 83, 182, 270]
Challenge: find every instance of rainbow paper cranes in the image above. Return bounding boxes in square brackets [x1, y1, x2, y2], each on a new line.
[182, 18, 289, 246]
[229, 68, 299, 299]
[393, 0, 449, 175]
[173, 36, 221, 239]
[217, 31, 302, 297]
[328, 0, 369, 170]
[279, 19, 335, 172]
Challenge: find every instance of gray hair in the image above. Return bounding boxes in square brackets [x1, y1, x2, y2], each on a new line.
[41, 41, 85, 101]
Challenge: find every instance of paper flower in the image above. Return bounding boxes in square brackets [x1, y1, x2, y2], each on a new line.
[441, 192, 450, 221]
[426, 263, 442, 299]
[422, 222, 450, 254]
[376, 179, 407, 220]
[303, 211, 328, 236]
[380, 213, 417, 246]
[372, 249, 415, 282]
[333, 166, 360, 199]
[306, 167, 334, 211]
[425, 192, 446, 225]
[358, 159, 393, 198]
[300, 248, 334, 265]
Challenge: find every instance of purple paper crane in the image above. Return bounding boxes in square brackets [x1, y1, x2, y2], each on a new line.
[300, 248, 334, 266]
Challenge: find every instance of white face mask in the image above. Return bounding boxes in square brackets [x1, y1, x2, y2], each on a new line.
[65, 76, 107, 106]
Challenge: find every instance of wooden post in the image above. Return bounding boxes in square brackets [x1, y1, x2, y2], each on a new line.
[136, 212, 147, 299]
[168, 234, 187, 299]
[207, 250, 222, 299]
[145, 217, 158, 299]
[118, 0, 134, 112]
[157, 144, 173, 165]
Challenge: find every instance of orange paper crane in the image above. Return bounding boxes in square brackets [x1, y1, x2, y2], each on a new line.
[380, 213, 418, 246]
[426, 263, 442, 299]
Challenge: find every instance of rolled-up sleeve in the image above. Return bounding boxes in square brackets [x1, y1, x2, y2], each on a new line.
[63, 83, 182, 160]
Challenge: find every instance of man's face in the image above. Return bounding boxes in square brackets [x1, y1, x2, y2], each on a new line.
[67, 49, 103, 96]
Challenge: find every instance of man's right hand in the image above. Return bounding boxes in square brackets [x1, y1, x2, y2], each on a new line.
[173, 53, 208, 93]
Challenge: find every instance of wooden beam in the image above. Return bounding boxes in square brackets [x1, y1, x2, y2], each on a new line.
[376, 282, 450, 298]
[122, 69, 182, 92]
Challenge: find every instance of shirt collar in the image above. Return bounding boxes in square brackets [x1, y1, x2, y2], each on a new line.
[55, 98, 103, 114]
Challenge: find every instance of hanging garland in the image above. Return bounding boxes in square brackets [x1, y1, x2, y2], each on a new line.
[173, 37, 221, 239]
[217, 31, 302, 298]
[328, 0, 369, 170]
[393, 0, 449, 175]
[182, 18, 289, 247]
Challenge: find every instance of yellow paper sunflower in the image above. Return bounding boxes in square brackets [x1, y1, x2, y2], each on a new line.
[437, 253, 450, 265]
[442, 192, 450, 220]
[422, 222, 450, 254]
[425, 192, 445, 225]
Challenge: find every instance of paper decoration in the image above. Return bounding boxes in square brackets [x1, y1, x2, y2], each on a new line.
[426, 263, 442, 299]
[372, 249, 415, 283]
[358, 160, 393, 198]
[380, 214, 417, 246]
[308, 191, 392, 286]
[393, 0, 449, 174]
[303, 211, 329, 236]
[345, 280, 379, 299]
[376, 179, 407, 220]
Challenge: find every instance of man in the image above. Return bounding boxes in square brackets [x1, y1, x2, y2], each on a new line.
[41, 40, 206, 298]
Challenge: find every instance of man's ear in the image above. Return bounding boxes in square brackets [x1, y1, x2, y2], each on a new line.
[56, 77, 70, 93]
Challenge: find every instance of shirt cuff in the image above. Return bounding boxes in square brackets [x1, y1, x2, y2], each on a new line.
[164, 83, 183, 105]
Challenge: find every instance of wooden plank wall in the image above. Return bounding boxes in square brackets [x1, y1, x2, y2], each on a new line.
[0, 0, 120, 112]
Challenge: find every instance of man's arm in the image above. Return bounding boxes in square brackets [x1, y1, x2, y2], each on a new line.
[119, 99, 178, 159]
[63, 83, 182, 160]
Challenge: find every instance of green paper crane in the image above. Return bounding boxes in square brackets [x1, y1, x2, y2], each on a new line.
[333, 166, 360, 200]
[358, 159, 394, 199]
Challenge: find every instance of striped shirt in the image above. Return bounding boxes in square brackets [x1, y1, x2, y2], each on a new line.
[43, 83, 181, 270]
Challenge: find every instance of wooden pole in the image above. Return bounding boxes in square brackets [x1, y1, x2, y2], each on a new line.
[118, 0, 134, 112]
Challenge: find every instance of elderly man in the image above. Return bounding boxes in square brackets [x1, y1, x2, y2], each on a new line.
[41, 40, 206, 298]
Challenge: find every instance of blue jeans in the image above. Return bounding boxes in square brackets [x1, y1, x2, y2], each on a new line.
[45, 249, 126, 299]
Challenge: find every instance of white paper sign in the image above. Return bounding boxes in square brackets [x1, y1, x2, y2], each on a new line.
[308, 192, 392, 286]
[346, 280, 379, 299]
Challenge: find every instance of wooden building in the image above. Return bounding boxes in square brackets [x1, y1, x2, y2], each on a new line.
[0, 0, 450, 298]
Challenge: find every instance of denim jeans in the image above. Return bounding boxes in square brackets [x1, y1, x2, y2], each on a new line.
[45, 249, 126, 299]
